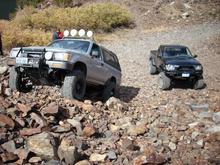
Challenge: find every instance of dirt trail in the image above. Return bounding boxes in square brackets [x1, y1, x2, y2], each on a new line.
[103, 22, 220, 110]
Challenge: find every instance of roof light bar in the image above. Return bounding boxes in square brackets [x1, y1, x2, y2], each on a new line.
[64, 29, 94, 38]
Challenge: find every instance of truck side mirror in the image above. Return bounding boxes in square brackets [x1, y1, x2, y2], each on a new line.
[91, 50, 99, 58]
[193, 54, 198, 58]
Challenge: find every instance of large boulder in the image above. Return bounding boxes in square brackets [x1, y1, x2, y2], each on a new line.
[58, 138, 79, 165]
[26, 132, 55, 160]
[106, 97, 128, 111]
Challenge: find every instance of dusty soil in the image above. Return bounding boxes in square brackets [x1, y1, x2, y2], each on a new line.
[103, 22, 220, 108]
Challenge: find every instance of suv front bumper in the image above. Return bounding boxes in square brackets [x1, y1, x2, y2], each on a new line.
[166, 70, 203, 79]
[8, 58, 73, 70]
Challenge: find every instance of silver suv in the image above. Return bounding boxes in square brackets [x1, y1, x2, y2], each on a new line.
[8, 36, 121, 101]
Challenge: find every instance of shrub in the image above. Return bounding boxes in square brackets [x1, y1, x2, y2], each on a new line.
[17, 0, 44, 8]
[1, 3, 134, 50]
[12, 3, 134, 32]
[0, 20, 9, 32]
[2, 25, 51, 50]
[53, 0, 73, 7]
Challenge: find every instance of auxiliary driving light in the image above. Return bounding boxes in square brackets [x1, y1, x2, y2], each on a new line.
[70, 29, 77, 37]
[64, 29, 94, 38]
[87, 30, 93, 38]
[63, 30, 70, 37]
[78, 29, 86, 37]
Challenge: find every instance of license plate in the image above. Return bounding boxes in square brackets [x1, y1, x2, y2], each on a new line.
[16, 57, 28, 64]
[182, 73, 190, 77]
[28, 58, 39, 64]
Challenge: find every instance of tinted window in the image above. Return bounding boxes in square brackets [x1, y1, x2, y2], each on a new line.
[90, 44, 102, 60]
[163, 47, 192, 58]
[103, 49, 121, 71]
[48, 40, 90, 53]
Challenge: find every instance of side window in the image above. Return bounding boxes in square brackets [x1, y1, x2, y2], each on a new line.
[112, 53, 121, 71]
[90, 44, 101, 60]
[103, 49, 120, 70]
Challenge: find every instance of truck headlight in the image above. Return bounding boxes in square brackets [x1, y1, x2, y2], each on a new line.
[165, 64, 179, 71]
[10, 50, 21, 57]
[45, 52, 53, 60]
[54, 52, 72, 61]
[195, 65, 202, 70]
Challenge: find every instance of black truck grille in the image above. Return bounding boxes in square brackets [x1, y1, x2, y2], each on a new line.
[178, 66, 194, 71]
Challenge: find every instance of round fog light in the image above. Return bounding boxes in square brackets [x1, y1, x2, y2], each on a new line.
[45, 52, 53, 60]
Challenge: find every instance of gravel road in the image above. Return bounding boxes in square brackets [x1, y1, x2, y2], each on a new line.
[103, 22, 220, 110]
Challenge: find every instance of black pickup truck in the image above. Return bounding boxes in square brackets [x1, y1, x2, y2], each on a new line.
[149, 45, 205, 90]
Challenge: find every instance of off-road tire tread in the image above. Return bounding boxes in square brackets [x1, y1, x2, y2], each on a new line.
[62, 70, 86, 100]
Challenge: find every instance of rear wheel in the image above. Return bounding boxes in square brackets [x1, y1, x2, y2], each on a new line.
[102, 79, 116, 102]
[149, 60, 157, 75]
[62, 70, 86, 100]
[9, 66, 32, 92]
[159, 72, 171, 90]
[193, 78, 205, 89]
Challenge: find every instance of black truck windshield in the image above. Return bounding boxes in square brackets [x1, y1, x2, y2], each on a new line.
[49, 40, 90, 53]
[163, 47, 192, 58]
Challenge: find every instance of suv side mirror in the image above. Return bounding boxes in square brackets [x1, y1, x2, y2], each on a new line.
[91, 50, 99, 58]
[193, 54, 198, 58]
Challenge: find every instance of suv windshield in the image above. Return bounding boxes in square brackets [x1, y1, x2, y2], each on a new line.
[48, 40, 90, 53]
[163, 47, 192, 58]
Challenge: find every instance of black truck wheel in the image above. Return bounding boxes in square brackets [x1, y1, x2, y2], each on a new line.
[9, 66, 32, 92]
[62, 70, 86, 100]
[193, 78, 205, 89]
[149, 60, 157, 75]
[159, 72, 171, 90]
[102, 79, 116, 102]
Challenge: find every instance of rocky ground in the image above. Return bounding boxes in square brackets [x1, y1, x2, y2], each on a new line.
[0, 21, 219, 164]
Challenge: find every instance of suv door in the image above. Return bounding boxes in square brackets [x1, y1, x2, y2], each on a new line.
[87, 43, 107, 84]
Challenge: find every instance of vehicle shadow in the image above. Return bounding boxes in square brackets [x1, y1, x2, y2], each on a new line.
[84, 85, 140, 103]
[171, 80, 206, 89]
[118, 86, 140, 103]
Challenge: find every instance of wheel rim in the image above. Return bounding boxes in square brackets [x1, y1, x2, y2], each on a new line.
[110, 88, 115, 96]
[75, 79, 84, 95]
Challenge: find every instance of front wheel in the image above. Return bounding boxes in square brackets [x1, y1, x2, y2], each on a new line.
[159, 72, 171, 90]
[62, 70, 86, 100]
[149, 60, 157, 75]
[9, 66, 32, 92]
[193, 78, 205, 89]
[102, 79, 116, 102]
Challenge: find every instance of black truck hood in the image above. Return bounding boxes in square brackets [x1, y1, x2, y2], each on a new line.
[165, 56, 200, 65]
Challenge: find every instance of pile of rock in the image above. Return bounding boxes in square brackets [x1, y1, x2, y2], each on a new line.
[0, 83, 219, 164]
